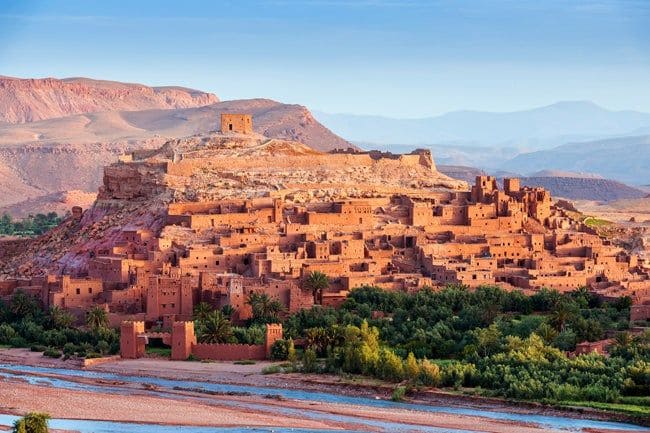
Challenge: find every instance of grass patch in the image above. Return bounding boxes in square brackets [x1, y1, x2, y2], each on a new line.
[145, 346, 171, 357]
[233, 360, 256, 365]
[261, 363, 297, 374]
[0, 344, 11, 349]
[559, 400, 650, 417]
[584, 217, 613, 228]
[262, 365, 282, 375]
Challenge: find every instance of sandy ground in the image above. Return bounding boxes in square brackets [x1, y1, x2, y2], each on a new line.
[0, 349, 647, 433]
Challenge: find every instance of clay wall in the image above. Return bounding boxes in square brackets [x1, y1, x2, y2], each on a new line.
[192, 343, 266, 360]
[631, 304, 650, 322]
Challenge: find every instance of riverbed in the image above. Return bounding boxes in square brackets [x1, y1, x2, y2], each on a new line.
[0, 349, 647, 433]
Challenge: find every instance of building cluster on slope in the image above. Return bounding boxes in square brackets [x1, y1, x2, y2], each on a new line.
[3, 174, 649, 329]
[1, 114, 649, 342]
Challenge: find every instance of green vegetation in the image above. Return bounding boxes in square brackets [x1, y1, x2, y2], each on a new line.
[12, 412, 50, 433]
[193, 298, 280, 344]
[0, 291, 119, 358]
[0, 212, 62, 237]
[246, 292, 284, 324]
[303, 271, 329, 304]
[145, 346, 172, 357]
[558, 397, 650, 417]
[584, 216, 613, 228]
[281, 285, 648, 412]
[195, 310, 233, 344]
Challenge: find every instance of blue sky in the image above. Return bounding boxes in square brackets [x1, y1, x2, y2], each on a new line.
[0, 0, 649, 117]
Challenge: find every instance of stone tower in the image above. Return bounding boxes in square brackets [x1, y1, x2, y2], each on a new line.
[264, 323, 283, 358]
[220, 113, 253, 134]
[120, 321, 145, 359]
[171, 321, 196, 360]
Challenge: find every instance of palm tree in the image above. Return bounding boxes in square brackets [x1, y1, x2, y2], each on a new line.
[197, 310, 232, 344]
[12, 412, 50, 433]
[614, 331, 632, 349]
[535, 322, 558, 344]
[246, 292, 284, 324]
[550, 300, 576, 332]
[193, 302, 213, 322]
[303, 271, 329, 304]
[10, 291, 39, 319]
[86, 306, 109, 331]
[48, 306, 74, 329]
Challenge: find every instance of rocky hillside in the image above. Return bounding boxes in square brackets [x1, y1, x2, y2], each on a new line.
[520, 177, 646, 202]
[0, 78, 353, 213]
[0, 76, 219, 123]
[0, 132, 461, 277]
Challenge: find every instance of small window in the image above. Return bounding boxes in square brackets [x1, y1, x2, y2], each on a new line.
[76, 288, 80, 295]
[88, 288, 93, 294]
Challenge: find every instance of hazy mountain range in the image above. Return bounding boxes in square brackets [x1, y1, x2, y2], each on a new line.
[315, 101, 650, 185]
[314, 101, 650, 147]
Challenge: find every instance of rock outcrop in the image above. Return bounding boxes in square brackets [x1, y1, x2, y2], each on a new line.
[0, 76, 219, 123]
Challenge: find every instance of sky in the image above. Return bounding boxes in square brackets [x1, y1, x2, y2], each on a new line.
[0, 0, 649, 117]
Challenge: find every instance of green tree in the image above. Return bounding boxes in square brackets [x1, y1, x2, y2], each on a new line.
[418, 359, 441, 386]
[196, 310, 232, 344]
[550, 300, 578, 332]
[535, 322, 558, 344]
[376, 347, 404, 382]
[12, 412, 50, 433]
[192, 302, 213, 322]
[10, 291, 40, 319]
[85, 306, 108, 331]
[47, 306, 74, 329]
[246, 292, 284, 324]
[404, 352, 419, 380]
[302, 348, 318, 373]
[287, 338, 297, 364]
[303, 271, 329, 304]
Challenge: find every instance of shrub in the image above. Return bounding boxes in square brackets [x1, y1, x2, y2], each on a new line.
[302, 348, 318, 373]
[262, 365, 282, 375]
[12, 412, 50, 433]
[418, 359, 441, 387]
[376, 348, 404, 382]
[62, 342, 76, 356]
[391, 386, 407, 402]
[9, 336, 28, 348]
[404, 352, 419, 381]
[270, 339, 289, 361]
[30, 345, 48, 353]
[287, 338, 297, 364]
[43, 348, 61, 359]
[96, 340, 110, 355]
[0, 323, 17, 344]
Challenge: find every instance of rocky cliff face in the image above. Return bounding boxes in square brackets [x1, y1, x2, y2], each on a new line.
[0, 76, 219, 123]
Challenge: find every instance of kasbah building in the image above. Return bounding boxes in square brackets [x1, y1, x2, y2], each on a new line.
[1, 113, 649, 361]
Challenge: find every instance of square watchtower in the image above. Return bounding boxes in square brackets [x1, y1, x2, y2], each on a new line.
[220, 113, 253, 134]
